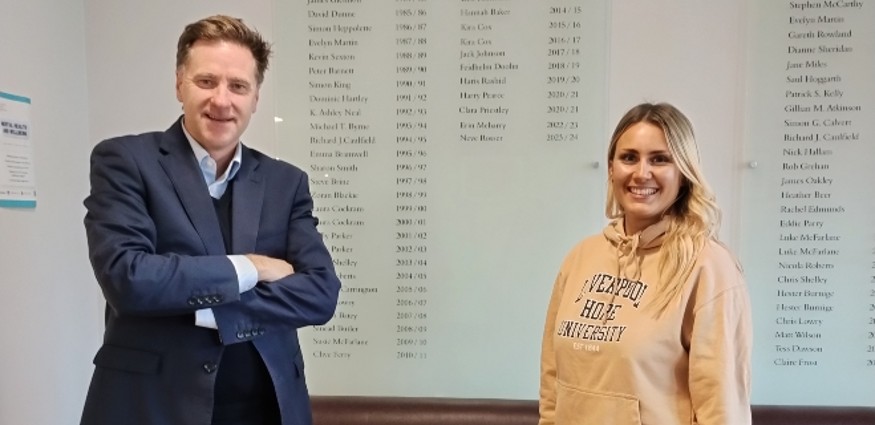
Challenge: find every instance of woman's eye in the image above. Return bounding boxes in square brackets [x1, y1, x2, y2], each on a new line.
[619, 153, 636, 163]
[651, 155, 672, 165]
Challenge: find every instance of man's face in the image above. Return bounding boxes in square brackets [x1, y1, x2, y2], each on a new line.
[176, 40, 259, 158]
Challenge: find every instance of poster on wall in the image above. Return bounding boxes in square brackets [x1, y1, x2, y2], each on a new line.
[273, 0, 609, 398]
[0, 91, 36, 208]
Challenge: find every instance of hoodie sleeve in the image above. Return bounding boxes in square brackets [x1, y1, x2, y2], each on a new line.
[686, 246, 753, 425]
[539, 269, 568, 425]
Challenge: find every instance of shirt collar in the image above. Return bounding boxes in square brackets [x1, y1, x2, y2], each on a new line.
[181, 119, 242, 183]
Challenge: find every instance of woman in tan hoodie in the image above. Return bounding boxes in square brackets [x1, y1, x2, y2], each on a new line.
[539, 102, 752, 425]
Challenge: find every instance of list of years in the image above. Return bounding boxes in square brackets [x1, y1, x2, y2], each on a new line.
[392, 0, 431, 362]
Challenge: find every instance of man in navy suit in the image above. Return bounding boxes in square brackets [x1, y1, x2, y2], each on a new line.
[81, 15, 340, 425]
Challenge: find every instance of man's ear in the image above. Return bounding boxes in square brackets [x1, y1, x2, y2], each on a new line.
[175, 69, 183, 102]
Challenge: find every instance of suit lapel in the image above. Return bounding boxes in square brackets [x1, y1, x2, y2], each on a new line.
[230, 146, 264, 254]
[157, 119, 227, 255]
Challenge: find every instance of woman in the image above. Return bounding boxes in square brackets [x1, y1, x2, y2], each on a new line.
[539, 103, 751, 425]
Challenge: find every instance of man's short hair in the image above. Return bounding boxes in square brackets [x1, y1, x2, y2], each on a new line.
[176, 15, 272, 85]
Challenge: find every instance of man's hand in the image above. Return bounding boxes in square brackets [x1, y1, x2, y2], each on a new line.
[245, 254, 295, 282]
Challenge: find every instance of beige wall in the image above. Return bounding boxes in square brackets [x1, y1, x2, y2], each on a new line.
[0, 1, 96, 424]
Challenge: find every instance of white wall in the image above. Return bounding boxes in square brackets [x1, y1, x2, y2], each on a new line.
[0, 1, 98, 424]
[84, 0, 278, 155]
[607, 1, 747, 247]
[0, 1, 746, 422]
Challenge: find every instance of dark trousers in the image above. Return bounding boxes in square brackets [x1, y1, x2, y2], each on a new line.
[211, 342, 280, 425]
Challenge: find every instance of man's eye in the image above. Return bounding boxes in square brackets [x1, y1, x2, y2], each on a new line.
[230, 83, 250, 94]
[195, 79, 215, 88]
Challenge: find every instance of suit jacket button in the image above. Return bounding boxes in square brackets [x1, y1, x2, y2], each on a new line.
[187, 297, 197, 306]
[236, 331, 245, 340]
[202, 362, 217, 374]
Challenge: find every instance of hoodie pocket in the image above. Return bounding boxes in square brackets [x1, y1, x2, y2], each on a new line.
[555, 380, 642, 425]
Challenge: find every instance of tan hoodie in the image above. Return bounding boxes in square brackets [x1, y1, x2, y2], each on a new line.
[539, 218, 751, 425]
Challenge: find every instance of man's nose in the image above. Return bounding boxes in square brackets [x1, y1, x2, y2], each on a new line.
[210, 85, 231, 108]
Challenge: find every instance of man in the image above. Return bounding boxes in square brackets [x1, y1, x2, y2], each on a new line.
[81, 15, 340, 425]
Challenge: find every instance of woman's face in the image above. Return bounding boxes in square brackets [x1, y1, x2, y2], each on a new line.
[609, 122, 683, 235]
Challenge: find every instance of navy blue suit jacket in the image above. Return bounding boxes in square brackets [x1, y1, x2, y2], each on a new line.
[81, 119, 340, 425]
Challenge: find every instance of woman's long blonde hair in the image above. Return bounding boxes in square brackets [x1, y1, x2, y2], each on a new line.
[605, 103, 722, 314]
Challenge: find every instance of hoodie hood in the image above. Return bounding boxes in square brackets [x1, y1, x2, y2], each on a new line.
[604, 217, 669, 246]
[600, 217, 669, 318]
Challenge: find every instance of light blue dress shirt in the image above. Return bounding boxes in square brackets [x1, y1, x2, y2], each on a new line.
[181, 123, 258, 329]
